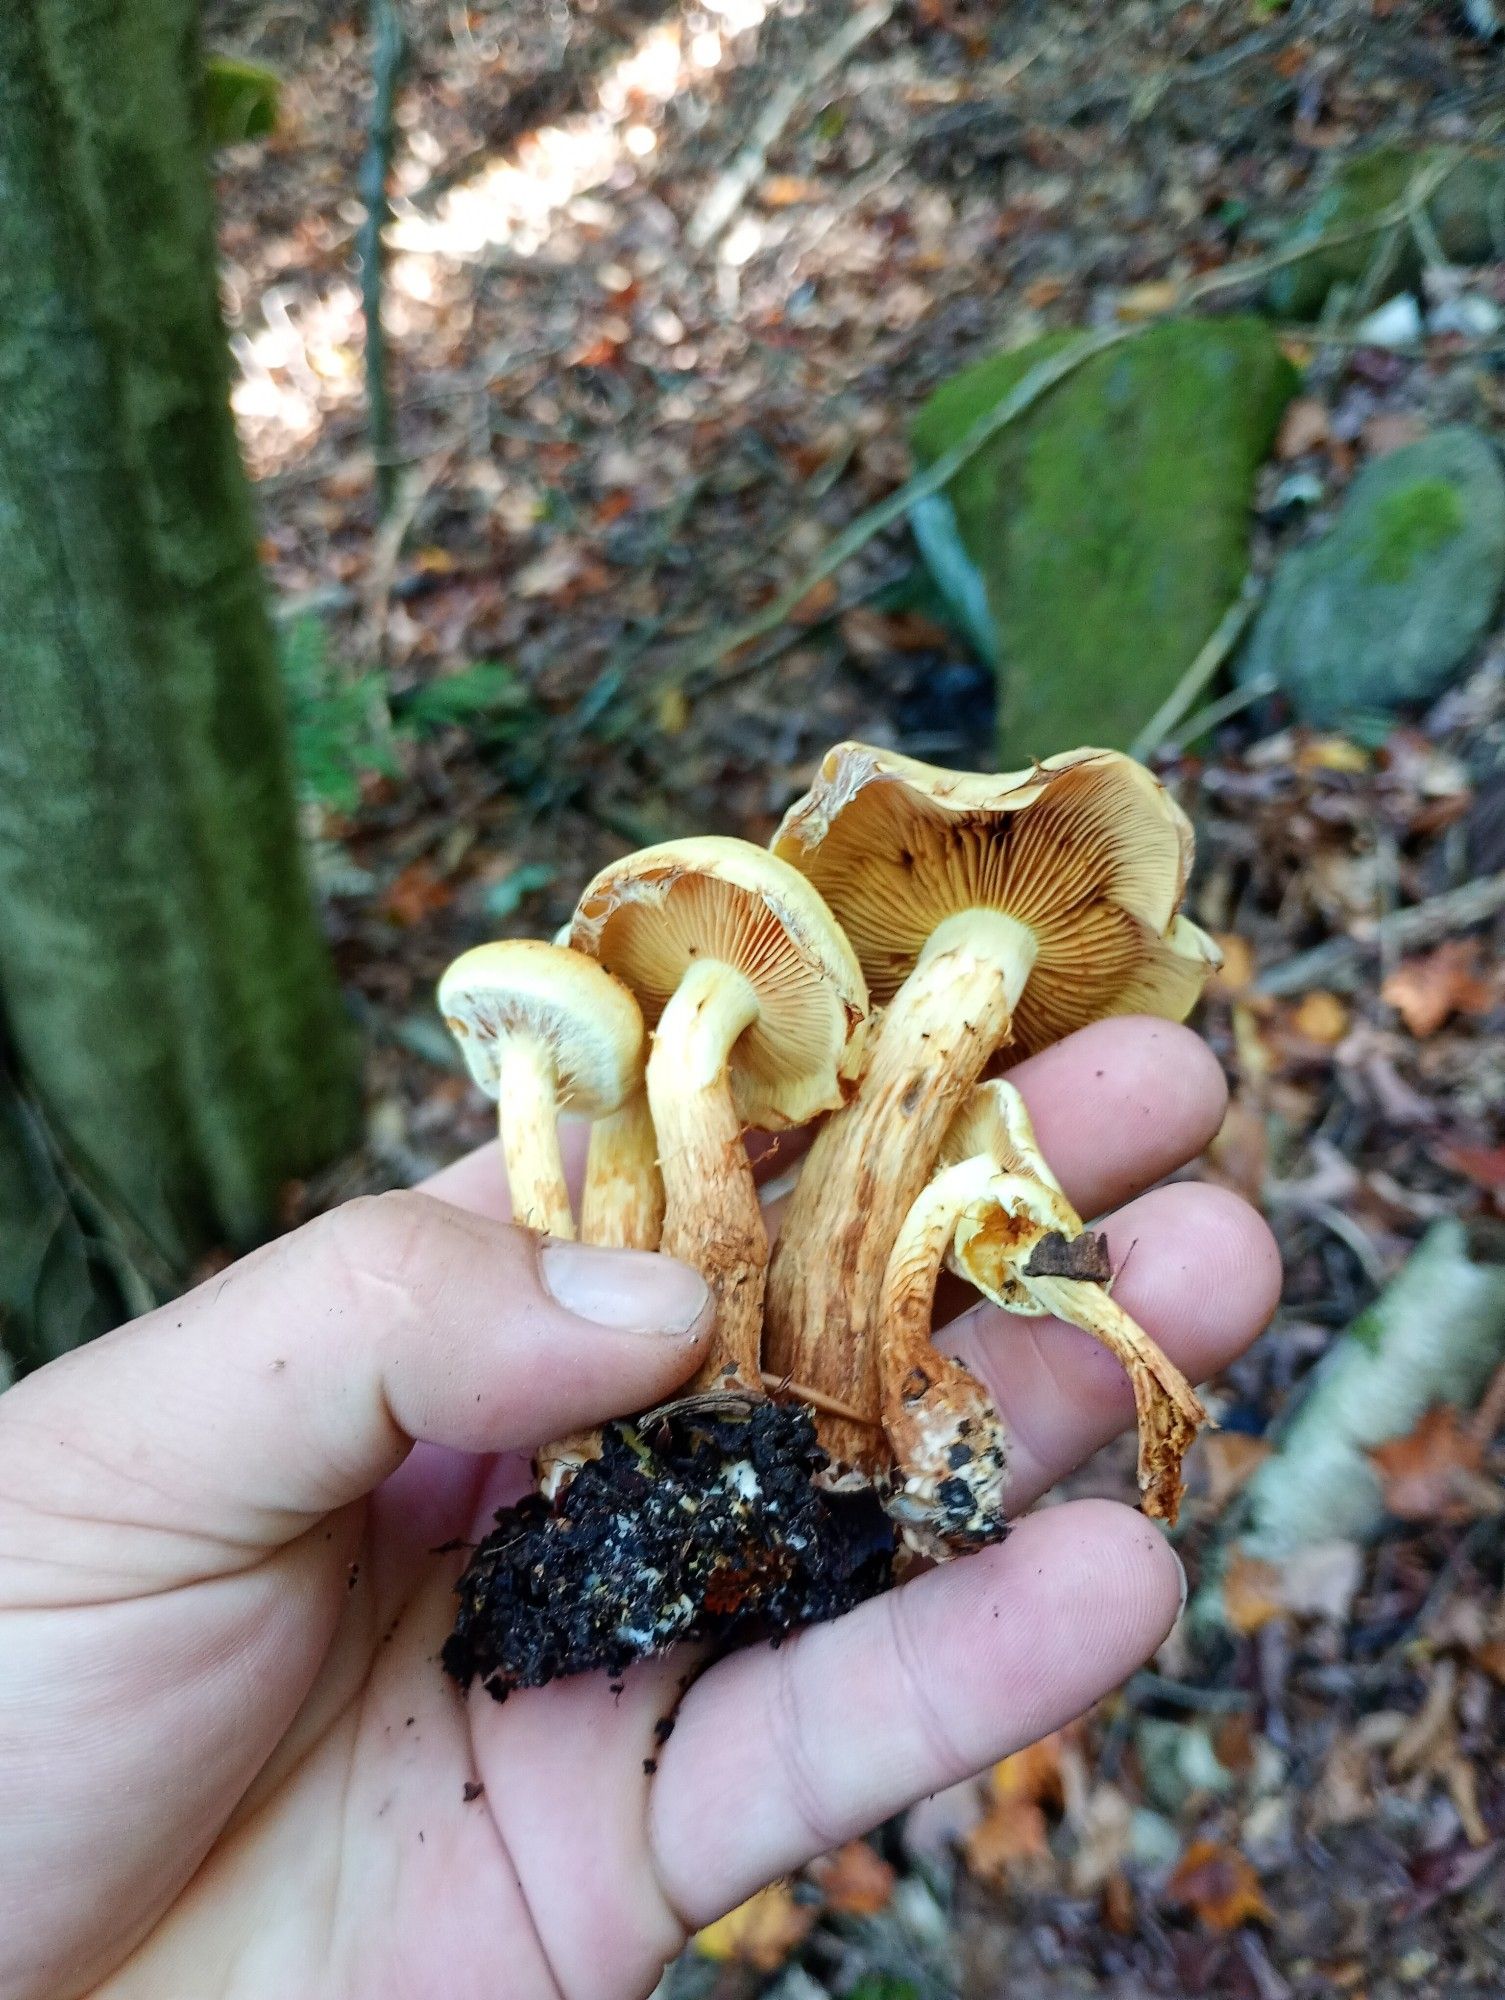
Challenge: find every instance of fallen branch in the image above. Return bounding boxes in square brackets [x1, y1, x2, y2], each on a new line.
[686, 0, 899, 250]
[1255, 871, 1505, 997]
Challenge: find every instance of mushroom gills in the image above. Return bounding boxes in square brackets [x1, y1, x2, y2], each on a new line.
[765, 742, 1217, 1489]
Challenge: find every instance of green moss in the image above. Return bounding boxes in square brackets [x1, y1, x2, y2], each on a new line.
[1268, 146, 1505, 320]
[1362, 479, 1465, 584]
[911, 318, 1297, 757]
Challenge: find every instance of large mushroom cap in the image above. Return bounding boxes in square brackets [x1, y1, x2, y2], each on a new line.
[569, 835, 867, 1129]
[438, 939, 645, 1115]
[772, 742, 1221, 1056]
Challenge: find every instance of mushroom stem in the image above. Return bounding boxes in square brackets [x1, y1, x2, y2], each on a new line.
[1020, 1275, 1206, 1523]
[495, 1033, 574, 1239]
[878, 1160, 1010, 1556]
[765, 910, 1037, 1476]
[648, 957, 766, 1392]
[581, 1088, 663, 1249]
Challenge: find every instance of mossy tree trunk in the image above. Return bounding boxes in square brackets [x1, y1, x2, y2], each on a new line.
[0, 0, 361, 1366]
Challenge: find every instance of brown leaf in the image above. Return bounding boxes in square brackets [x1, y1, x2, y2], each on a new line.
[1117, 280, 1181, 321]
[1208, 932, 1256, 997]
[1275, 395, 1331, 460]
[760, 174, 822, 207]
[381, 860, 454, 927]
[810, 1840, 896, 1916]
[693, 1882, 814, 1971]
[1201, 1433, 1273, 1513]
[1024, 1228, 1113, 1282]
[1288, 990, 1351, 1045]
[1439, 1143, 1505, 1193]
[1381, 940, 1495, 1038]
[962, 1795, 1051, 1885]
[1368, 1404, 1500, 1524]
[1221, 1550, 1286, 1634]
[1163, 1839, 1272, 1931]
[789, 576, 840, 625]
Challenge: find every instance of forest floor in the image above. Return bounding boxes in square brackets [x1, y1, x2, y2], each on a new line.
[207, 3, 1505, 1994]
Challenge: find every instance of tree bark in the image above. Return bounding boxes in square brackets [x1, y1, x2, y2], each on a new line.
[0, 0, 361, 1333]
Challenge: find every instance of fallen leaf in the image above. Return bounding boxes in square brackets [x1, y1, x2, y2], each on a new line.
[1296, 734, 1371, 774]
[1289, 990, 1351, 1044]
[1221, 1550, 1286, 1634]
[1369, 1404, 1501, 1523]
[1362, 411, 1426, 456]
[1207, 932, 1256, 998]
[1163, 1839, 1272, 1931]
[1439, 1142, 1505, 1193]
[760, 173, 822, 207]
[693, 1882, 815, 1971]
[962, 1733, 1067, 1885]
[1201, 1433, 1273, 1513]
[1023, 274, 1068, 309]
[1117, 279, 1180, 321]
[380, 860, 454, 926]
[1276, 395, 1331, 460]
[809, 1840, 896, 1916]
[789, 576, 840, 625]
[962, 1794, 1051, 1884]
[1381, 940, 1495, 1038]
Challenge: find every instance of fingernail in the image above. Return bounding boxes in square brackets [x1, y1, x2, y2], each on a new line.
[1174, 1549, 1189, 1620]
[540, 1241, 711, 1338]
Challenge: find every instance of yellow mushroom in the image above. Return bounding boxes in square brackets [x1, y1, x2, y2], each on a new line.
[571, 835, 867, 1393]
[941, 1080, 1208, 1524]
[438, 939, 645, 1237]
[765, 742, 1220, 1483]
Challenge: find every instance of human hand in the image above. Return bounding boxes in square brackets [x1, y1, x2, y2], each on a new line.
[0, 1017, 1279, 2000]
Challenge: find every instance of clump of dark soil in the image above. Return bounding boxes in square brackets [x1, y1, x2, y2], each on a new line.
[443, 1396, 901, 1699]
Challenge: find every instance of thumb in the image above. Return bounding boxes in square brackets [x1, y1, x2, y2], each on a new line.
[0, 1193, 711, 1591]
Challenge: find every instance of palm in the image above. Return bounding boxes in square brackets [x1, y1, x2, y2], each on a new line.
[1, 1021, 1278, 2000]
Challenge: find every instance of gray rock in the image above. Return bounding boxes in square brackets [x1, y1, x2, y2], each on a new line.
[1268, 147, 1505, 321]
[1242, 428, 1505, 724]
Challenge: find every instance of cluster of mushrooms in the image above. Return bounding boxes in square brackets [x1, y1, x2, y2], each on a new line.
[438, 743, 1222, 1698]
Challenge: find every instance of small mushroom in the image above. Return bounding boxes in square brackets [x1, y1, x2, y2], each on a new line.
[571, 835, 867, 1392]
[765, 742, 1220, 1482]
[877, 1146, 1012, 1558]
[942, 1080, 1208, 1522]
[438, 939, 645, 1237]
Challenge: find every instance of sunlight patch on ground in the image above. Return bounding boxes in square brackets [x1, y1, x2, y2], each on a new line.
[389, 0, 776, 264]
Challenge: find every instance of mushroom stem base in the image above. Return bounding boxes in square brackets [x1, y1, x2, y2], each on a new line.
[445, 1399, 896, 1698]
[649, 960, 766, 1393]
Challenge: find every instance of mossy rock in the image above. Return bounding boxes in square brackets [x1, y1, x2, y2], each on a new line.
[910, 318, 1297, 759]
[1268, 146, 1505, 321]
[1241, 428, 1505, 725]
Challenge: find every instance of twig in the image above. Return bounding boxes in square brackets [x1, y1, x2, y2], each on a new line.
[1160, 674, 1274, 753]
[359, 0, 407, 518]
[1128, 578, 1264, 762]
[686, 0, 899, 251]
[1255, 871, 1505, 997]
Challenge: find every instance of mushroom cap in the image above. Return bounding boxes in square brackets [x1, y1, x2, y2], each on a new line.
[438, 939, 645, 1115]
[569, 835, 867, 1130]
[772, 742, 1221, 1057]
